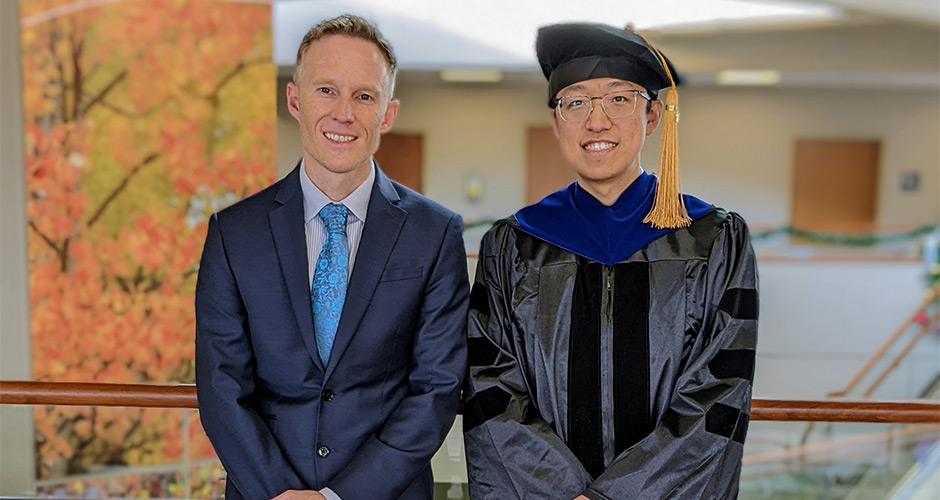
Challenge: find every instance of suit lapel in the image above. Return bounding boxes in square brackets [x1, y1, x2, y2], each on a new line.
[269, 164, 326, 372]
[325, 168, 405, 379]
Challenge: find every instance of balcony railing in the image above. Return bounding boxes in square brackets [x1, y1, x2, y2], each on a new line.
[1, 380, 938, 423]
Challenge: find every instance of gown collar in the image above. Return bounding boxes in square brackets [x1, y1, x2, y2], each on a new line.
[515, 171, 712, 265]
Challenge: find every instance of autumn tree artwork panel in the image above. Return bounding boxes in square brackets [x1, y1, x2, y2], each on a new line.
[20, 0, 275, 489]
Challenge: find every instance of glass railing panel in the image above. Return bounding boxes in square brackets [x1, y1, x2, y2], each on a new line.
[0, 405, 470, 499]
[24, 407, 222, 499]
[4, 403, 938, 499]
[742, 421, 940, 500]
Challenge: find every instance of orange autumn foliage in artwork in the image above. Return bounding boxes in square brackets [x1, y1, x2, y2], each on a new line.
[20, 0, 274, 489]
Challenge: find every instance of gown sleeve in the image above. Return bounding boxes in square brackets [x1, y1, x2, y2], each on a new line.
[463, 223, 593, 500]
[584, 212, 759, 500]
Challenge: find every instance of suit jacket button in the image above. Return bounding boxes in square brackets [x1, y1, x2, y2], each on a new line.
[321, 389, 334, 401]
[317, 446, 330, 458]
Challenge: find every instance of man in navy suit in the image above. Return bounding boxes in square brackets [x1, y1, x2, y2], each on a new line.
[195, 15, 469, 500]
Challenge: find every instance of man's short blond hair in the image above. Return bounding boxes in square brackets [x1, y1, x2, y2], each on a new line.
[294, 14, 398, 96]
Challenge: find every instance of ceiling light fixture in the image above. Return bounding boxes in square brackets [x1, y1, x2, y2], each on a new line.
[439, 68, 504, 83]
[716, 69, 782, 85]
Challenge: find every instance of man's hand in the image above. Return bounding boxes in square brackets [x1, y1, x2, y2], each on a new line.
[573, 496, 590, 500]
[270, 490, 326, 500]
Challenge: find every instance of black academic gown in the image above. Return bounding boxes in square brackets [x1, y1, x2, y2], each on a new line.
[463, 178, 759, 500]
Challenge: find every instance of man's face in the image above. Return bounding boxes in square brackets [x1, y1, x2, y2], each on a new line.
[550, 77, 662, 194]
[287, 34, 398, 181]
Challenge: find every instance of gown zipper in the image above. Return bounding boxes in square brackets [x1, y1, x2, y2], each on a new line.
[600, 265, 615, 466]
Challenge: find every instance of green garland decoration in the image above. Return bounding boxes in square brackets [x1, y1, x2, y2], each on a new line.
[750, 224, 938, 245]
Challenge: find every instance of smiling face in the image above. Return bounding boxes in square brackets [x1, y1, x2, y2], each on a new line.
[550, 77, 663, 204]
[287, 34, 399, 190]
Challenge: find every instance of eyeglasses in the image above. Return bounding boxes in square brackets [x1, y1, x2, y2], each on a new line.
[553, 90, 652, 122]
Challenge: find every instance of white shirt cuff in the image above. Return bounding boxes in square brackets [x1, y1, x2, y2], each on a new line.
[320, 487, 342, 500]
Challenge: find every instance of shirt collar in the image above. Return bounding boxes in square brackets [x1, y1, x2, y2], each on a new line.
[299, 159, 375, 225]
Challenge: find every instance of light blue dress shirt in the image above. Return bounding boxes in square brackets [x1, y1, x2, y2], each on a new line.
[298, 160, 375, 500]
[300, 160, 374, 284]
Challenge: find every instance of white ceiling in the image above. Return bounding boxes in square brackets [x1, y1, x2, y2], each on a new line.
[273, 0, 940, 89]
[817, 0, 939, 25]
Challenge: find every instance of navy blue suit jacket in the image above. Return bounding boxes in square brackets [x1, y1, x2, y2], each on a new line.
[195, 164, 469, 500]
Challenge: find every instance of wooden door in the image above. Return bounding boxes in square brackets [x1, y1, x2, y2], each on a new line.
[526, 127, 574, 205]
[375, 133, 422, 193]
[791, 140, 880, 232]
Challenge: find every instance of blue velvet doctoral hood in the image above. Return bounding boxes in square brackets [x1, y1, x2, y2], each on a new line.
[515, 172, 712, 265]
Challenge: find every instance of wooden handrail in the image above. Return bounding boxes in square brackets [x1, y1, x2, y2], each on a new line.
[0, 381, 196, 408]
[863, 311, 940, 397]
[748, 399, 938, 423]
[1, 381, 938, 423]
[829, 285, 940, 398]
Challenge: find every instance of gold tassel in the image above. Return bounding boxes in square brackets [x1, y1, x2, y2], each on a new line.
[640, 38, 691, 229]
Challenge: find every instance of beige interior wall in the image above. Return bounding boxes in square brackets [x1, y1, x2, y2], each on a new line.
[1, 0, 36, 494]
[391, 82, 551, 222]
[658, 86, 940, 226]
[277, 78, 939, 230]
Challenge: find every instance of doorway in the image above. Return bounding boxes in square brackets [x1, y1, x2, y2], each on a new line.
[526, 127, 574, 205]
[375, 133, 423, 193]
[791, 139, 880, 232]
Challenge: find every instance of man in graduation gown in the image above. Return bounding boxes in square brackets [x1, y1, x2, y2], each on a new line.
[463, 22, 759, 500]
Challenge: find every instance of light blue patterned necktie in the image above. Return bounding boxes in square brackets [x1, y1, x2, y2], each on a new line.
[312, 203, 350, 365]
